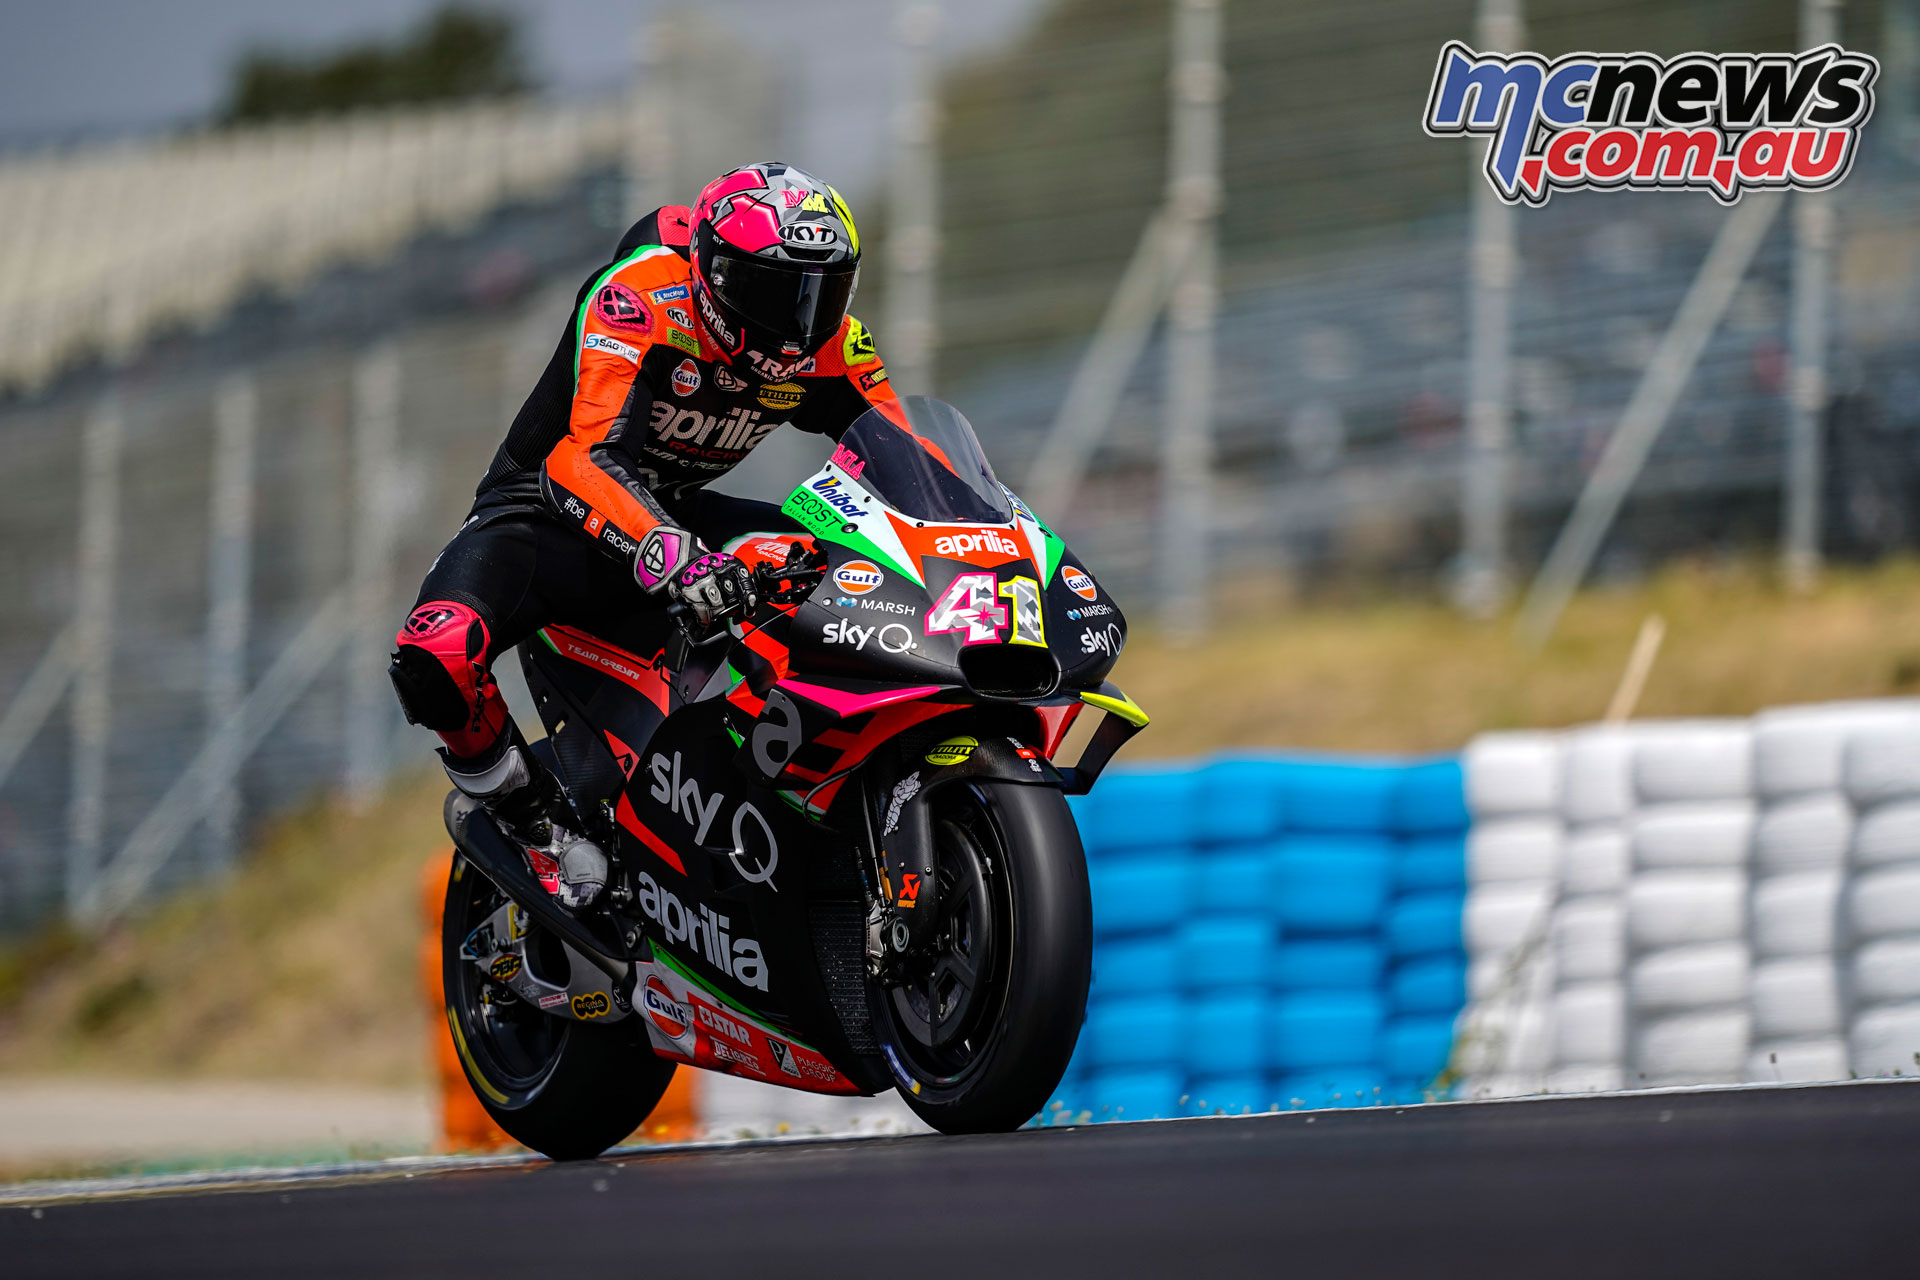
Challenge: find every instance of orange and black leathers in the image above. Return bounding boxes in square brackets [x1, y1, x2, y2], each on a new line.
[476, 205, 901, 561]
[397, 208, 896, 768]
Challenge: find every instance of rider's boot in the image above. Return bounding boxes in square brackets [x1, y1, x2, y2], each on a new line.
[443, 730, 608, 911]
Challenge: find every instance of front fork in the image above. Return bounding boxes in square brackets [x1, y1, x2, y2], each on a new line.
[858, 773, 932, 979]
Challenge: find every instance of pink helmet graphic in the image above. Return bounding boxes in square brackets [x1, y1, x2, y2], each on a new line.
[689, 163, 861, 365]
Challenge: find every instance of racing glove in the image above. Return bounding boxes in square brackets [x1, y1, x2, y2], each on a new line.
[634, 525, 757, 625]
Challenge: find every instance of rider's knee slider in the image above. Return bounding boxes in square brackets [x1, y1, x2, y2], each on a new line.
[390, 601, 492, 732]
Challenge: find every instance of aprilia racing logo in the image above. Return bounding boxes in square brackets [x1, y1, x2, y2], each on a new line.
[1425, 43, 1877, 205]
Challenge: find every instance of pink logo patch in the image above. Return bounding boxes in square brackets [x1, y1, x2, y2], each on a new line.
[830, 442, 865, 479]
[594, 282, 652, 334]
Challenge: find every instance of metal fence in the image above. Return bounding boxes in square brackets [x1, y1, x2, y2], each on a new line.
[7, 0, 1920, 930]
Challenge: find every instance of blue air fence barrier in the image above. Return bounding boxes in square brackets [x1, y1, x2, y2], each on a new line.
[1049, 755, 1470, 1126]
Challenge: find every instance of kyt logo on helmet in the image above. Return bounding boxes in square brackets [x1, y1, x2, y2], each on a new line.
[689, 163, 862, 367]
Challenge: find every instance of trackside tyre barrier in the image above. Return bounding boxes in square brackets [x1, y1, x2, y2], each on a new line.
[1842, 717, 1920, 1078]
[1049, 755, 1470, 1123]
[1548, 726, 1634, 1094]
[1040, 699, 1920, 1129]
[1454, 733, 1561, 1100]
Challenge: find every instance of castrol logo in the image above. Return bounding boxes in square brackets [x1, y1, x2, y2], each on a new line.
[833, 561, 884, 595]
[643, 975, 691, 1041]
[1063, 566, 1098, 601]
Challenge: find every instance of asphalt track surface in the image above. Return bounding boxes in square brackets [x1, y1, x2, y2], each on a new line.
[6, 1080, 1919, 1278]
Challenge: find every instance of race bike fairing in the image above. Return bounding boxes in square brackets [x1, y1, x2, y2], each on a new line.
[835, 397, 1013, 526]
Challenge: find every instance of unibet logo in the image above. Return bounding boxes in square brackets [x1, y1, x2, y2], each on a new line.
[809, 475, 869, 521]
[635, 871, 770, 991]
[1063, 566, 1097, 601]
[925, 735, 978, 767]
[643, 976, 691, 1040]
[834, 561, 883, 594]
[934, 530, 1020, 558]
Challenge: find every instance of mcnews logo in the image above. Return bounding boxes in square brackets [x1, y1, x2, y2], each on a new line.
[1424, 43, 1877, 205]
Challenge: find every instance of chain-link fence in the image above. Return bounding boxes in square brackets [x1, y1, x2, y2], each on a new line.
[930, 0, 1920, 603]
[7, 0, 1920, 930]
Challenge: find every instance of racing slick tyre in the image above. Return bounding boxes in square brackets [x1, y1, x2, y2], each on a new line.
[442, 854, 675, 1160]
[871, 779, 1093, 1133]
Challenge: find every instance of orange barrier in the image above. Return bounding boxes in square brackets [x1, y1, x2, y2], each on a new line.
[420, 849, 700, 1150]
[420, 851, 516, 1153]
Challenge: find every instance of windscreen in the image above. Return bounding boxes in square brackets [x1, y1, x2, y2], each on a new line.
[832, 397, 1012, 524]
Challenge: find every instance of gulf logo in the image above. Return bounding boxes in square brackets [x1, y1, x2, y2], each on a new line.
[833, 561, 884, 595]
[1063, 566, 1098, 601]
[672, 359, 700, 396]
[642, 975, 691, 1041]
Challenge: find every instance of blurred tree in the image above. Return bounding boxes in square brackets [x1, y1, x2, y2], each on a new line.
[219, 5, 531, 123]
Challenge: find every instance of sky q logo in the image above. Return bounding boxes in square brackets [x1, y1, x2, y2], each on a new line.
[1424, 43, 1877, 205]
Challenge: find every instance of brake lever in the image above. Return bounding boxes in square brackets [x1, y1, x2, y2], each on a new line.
[754, 540, 830, 605]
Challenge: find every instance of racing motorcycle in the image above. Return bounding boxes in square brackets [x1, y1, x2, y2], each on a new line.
[441, 396, 1149, 1158]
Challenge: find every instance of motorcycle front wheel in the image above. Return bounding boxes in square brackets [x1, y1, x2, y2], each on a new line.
[870, 779, 1093, 1133]
[441, 854, 675, 1160]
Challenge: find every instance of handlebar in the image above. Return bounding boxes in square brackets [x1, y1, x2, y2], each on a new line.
[662, 540, 826, 666]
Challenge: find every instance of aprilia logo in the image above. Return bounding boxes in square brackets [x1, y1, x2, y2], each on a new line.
[934, 530, 1021, 558]
[635, 870, 769, 991]
[648, 401, 775, 452]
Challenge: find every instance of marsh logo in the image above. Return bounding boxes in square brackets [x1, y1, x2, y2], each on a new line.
[1425, 43, 1878, 205]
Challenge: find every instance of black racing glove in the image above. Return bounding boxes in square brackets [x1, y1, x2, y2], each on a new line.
[671, 551, 757, 625]
[633, 525, 758, 625]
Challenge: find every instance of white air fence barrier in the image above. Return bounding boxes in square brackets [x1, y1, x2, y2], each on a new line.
[1458, 699, 1920, 1097]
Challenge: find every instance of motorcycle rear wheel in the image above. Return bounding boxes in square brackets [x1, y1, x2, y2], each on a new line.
[441, 854, 675, 1160]
[871, 779, 1092, 1133]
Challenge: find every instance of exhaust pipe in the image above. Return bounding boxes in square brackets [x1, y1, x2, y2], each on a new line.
[443, 791, 631, 985]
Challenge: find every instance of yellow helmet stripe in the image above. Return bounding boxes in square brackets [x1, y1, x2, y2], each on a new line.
[828, 186, 860, 255]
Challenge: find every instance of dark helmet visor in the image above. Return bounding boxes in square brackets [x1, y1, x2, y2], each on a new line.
[709, 252, 859, 352]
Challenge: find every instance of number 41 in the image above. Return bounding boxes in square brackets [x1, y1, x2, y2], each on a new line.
[925, 572, 1045, 646]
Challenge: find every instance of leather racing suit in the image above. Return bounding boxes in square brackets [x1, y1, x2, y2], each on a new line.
[389, 204, 900, 848]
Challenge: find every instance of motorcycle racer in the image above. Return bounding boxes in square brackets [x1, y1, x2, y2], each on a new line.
[389, 162, 900, 910]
